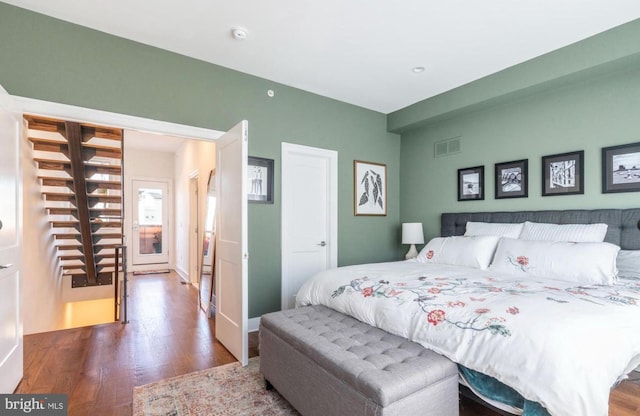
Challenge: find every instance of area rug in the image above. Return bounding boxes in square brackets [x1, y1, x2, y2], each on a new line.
[132, 357, 299, 416]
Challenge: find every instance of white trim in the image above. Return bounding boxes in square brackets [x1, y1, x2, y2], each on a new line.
[247, 317, 261, 333]
[175, 265, 189, 282]
[12, 95, 224, 141]
[281, 143, 338, 310]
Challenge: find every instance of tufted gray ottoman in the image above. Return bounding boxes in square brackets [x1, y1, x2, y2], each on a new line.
[259, 305, 459, 416]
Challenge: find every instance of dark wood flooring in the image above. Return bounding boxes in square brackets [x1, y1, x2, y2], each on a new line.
[15, 271, 640, 415]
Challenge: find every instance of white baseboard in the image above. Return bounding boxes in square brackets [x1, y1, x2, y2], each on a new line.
[175, 266, 188, 282]
[248, 317, 261, 333]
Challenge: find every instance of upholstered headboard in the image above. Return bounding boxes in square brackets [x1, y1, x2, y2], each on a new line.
[441, 209, 640, 250]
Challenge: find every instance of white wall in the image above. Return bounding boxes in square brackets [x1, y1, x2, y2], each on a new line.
[174, 140, 216, 283]
[21, 128, 112, 334]
[123, 146, 175, 271]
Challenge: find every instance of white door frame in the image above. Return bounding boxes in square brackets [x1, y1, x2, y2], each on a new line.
[188, 171, 199, 285]
[281, 143, 338, 310]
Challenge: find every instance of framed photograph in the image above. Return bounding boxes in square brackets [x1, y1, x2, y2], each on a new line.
[248, 156, 274, 203]
[458, 165, 484, 201]
[354, 160, 386, 216]
[542, 150, 584, 196]
[602, 142, 640, 193]
[495, 159, 528, 199]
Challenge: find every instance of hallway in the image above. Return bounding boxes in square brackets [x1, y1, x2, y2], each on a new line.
[16, 271, 250, 415]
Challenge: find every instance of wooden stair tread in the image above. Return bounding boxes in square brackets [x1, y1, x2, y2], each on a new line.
[34, 158, 71, 171]
[26, 115, 122, 141]
[34, 158, 122, 175]
[53, 233, 80, 240]
[91, 221, 123, 229]
[83, 162, 122, 174]
[50, 221, 78, 228]
[24, 115, 65, 133]
[49, 207, 122, 217]
[54, 232, 122, 239]
[38, 176, 122, 191]
[56, 243, 123, 250]
[43, 192, 75, 202]
[59, 252, 121, 261]
[88, 194, 122, 202]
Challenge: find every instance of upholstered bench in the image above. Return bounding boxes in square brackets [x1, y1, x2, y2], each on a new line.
[259, 305, 459, 416]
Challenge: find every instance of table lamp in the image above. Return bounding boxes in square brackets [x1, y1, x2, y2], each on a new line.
[402, 222, 424, 260]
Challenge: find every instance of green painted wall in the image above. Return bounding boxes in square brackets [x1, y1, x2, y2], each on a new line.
[0, 3, 400, 318]
[398, 64, 640, 240]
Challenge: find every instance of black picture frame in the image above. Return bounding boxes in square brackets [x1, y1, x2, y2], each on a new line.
[458, 165, 484, 201]
[495, 159, 528, 199]
[248, 156, 274, 203]
[602, 141, 640, 193]
[542, 150, 584, 196]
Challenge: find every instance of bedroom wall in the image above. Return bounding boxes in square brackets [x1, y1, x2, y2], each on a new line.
[0, 3, 400, 318]
[393, 19, 640, 240]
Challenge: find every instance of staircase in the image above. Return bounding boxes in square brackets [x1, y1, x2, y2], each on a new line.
[26, 115, 124, 288]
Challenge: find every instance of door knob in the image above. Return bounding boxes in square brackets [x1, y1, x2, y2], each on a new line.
[0, 264, 13, 270]
[317, 241, 327, 247]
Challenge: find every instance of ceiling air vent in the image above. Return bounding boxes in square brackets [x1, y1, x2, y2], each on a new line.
[434, 137, 461, 158]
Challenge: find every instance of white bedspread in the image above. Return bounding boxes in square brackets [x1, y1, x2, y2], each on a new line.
[295, 260, 640, 416]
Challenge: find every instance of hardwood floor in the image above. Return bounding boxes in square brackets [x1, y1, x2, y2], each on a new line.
[15, 271, 251, 415]
[16, 271, 640, 415]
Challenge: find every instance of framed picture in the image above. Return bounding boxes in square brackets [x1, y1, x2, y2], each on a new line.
[542, 150, 584, 196]
[602, 141, 640, 193]
[495, 159, 528, 199]
[458, 165, 484, 201]
[248, 156, 274, 203]
[354, 160, 386, 216]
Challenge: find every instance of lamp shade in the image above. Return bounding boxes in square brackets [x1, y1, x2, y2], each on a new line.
[402, 223, 424, 245]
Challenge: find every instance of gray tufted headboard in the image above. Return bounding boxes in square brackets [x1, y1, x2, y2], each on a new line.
[441, 209, 640, 250]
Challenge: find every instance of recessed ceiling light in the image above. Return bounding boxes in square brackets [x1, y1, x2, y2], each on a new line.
[231, 27, 248, 40]
[412, 66, 425, 73]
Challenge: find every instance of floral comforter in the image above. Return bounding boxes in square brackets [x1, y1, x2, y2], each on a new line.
[295, 260, 640, 416]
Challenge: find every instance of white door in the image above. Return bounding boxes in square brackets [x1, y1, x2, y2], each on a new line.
[0, 85, 23, 393]
[281, 143, 338, 310]
[131, 179, 170, 266]
[215, 121, 248, 365]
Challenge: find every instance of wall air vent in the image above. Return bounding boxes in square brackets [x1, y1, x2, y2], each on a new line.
[434, 137, 462, 158]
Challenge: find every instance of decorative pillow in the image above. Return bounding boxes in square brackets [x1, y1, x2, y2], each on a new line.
[464, 221, 524, 239]
[489, 238, 619, 285]
[519, 221, 608, 243]
[416, 236, 500, 270]
[617, 250, 640, 279]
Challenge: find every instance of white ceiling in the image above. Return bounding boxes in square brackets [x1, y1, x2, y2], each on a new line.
[5, 0, 640, 113]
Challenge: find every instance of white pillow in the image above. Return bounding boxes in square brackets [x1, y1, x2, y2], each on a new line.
[489, 238, 619, 285]
[617, 250, 640, 279]
[464, 221, 524, 239]
[416, 236, 500, 270]
[519, 221, 608, 243]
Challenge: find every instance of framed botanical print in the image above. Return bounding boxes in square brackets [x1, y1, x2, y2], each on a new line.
[354, 160, 386, 216]
[602, 141, 640, 193]
[542, 150, 584, 196]
[458, 165, 484, 201]
[495, 159, 528, 199]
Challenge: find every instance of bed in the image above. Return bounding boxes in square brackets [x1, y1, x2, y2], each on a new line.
[296, 209, 640, 416]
